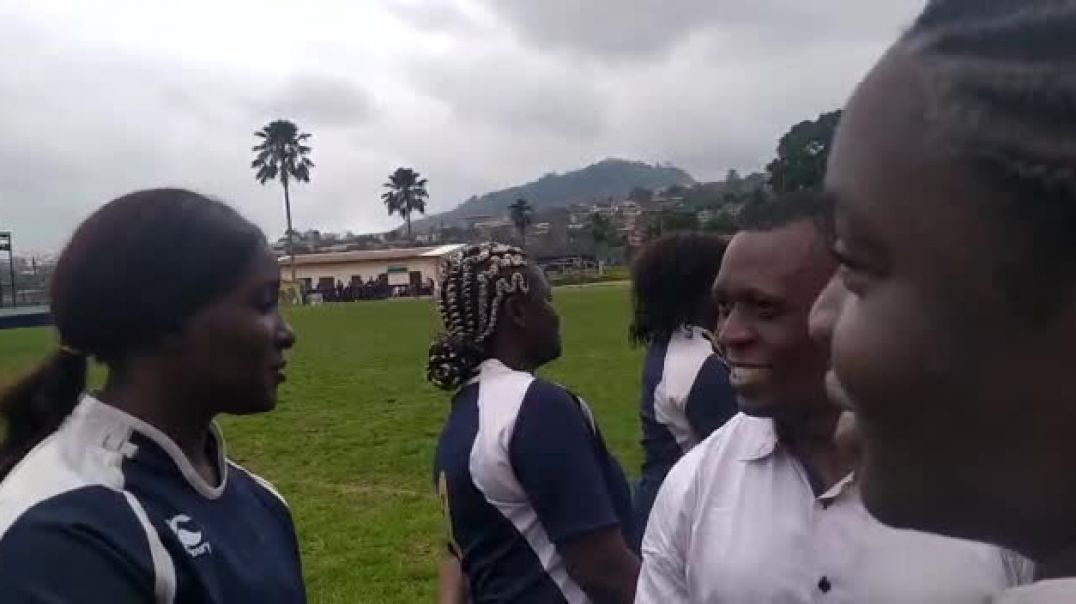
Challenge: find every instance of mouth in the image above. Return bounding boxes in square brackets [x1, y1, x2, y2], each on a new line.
[271, 361, 288, 384]
[727, 363, 772, 389]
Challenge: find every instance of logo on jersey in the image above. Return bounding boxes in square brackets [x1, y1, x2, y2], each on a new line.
[167, 514, 213, 557]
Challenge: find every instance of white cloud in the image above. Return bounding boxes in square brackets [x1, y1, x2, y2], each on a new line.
[0, 0, 925, 252]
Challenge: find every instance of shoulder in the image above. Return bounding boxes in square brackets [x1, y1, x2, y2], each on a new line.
[693, 413, 758, 455]
[0, 484, 149, 561]
[661, 330, 721, 397]
[227, 461, 290, 511]
[0, 425, 127, 538]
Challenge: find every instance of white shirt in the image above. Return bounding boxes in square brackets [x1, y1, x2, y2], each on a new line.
[995, 580, 1076, 603]
[637, 414, 1033, 604]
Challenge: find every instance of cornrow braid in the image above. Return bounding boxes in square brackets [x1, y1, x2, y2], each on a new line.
[427, 242, 531, 391]
[903, 0, 1076, 321]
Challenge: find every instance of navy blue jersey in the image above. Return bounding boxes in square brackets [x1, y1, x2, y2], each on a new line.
[632, 325, 737, 551]
[434, 359, 632, 604]
[0, 395, 305, 603]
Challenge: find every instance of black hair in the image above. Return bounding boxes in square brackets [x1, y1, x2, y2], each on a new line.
[426, 242, 530, 391]
[0, 188, 265, 478]
[736, 190, 832, 234]
[629, 233, 727, 346]
[903, 0, 1076, 321]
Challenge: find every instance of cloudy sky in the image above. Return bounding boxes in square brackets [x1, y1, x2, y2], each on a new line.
[2, 0, 924, 252]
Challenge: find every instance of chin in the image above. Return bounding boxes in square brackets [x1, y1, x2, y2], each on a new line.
[858, 447, 969, 541]
[735, 393, 778, 418]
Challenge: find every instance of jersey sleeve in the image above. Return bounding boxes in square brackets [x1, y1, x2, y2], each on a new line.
[636, 443, 705, 603]
[509, 380, 620, 545]
[0, 508, 152, 601]
[684, 355, 738, 442]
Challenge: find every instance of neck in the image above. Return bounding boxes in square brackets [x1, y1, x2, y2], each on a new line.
[98, 369, 214, 466]
[776, 406, 856, 494]
[487, 333, 538, 375]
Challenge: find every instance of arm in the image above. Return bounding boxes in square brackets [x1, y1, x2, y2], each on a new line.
[437, 550, 468, 604]
[0, 521, 151, 602]
[560, 527, 640, 604]
[636, 446, 702, 603]
[684, 355, 738, 441]
[510, 381, 639, 604]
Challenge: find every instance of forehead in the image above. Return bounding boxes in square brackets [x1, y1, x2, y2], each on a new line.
[826, 47, 1004, 285]
[715, 222, 831, 299]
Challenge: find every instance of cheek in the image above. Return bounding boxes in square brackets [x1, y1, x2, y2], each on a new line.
[830, 287, 944, 423]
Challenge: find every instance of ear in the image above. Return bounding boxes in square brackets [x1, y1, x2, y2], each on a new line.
[502, 293, 529, 330]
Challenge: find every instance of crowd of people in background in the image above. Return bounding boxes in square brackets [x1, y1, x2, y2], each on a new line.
[304, 276, 436, 304]
[4, 1, 1076, 602]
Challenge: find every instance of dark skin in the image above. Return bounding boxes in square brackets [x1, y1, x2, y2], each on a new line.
[714, 222, 852, 494]
[819, 44, 1076, 566]
[439, 265, 640, 604]
[98, 248, 295, 484]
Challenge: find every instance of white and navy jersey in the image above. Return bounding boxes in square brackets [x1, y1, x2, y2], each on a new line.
[632, 325, 737, 551]
[434, 359, 632, 604]
[0, 395, 305, 603]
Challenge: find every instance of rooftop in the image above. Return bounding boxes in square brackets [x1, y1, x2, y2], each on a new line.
[279, 244, 466, 266]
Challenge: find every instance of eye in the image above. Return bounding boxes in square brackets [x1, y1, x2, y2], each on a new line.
[716, 300, 732, 318]
[831, 241, 873, 296]
[752, 300, 781, 320]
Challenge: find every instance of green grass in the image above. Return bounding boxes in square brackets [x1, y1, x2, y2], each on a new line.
[0, 284, 643, 603]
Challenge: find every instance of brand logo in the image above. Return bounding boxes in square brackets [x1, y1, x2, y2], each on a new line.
[166, 514, 213, 558]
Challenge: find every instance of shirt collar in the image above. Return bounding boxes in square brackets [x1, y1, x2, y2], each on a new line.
[993, 579, 1076, 604]
[682, 324, 716, 344]
[75, 395, 229, 499]
[737, 416, 857, 500]
[737, 417, 780, 462]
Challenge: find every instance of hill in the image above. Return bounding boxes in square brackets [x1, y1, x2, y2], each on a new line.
[413, 158, 695, 231]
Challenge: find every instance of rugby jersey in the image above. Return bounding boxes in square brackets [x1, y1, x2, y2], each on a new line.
[632, 325, 737, 551]
[0, 395, 305, 603]
[433, 359, 632, 604]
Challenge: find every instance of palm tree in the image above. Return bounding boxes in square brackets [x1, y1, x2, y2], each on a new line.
[509, 198, 533, 247]
[252, 119, 314, 282]
[590, 212, 615, 274]
[382, 167, 429, 240]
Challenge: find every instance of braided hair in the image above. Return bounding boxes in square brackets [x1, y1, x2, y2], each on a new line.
[902, 0, 1076, 320]
[427, 242, 531, 391]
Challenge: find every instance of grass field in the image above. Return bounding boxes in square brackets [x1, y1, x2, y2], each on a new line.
[0, 283, 644, 603]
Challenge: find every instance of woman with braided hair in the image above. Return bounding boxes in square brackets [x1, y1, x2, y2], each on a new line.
[810, 0, 1076, 600]
[429, 243, 639, 604]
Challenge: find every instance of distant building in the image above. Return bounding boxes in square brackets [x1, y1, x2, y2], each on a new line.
[279, 244, 466, 292]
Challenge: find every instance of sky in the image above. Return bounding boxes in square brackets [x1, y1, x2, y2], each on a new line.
[1, 0, 925, 253]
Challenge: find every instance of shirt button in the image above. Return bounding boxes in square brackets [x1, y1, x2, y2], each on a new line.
[818, 577, 831, 593]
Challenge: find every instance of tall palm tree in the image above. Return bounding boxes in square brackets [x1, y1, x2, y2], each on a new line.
[252, 119, 314, 282]
[509, 198, 533, 247]
[382, 167, 429, 240]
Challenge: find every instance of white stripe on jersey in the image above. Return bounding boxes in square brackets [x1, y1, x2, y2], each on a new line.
[468, 359, 590, 604]
[653, 326, 716, 452]
[228, 461, 289, 508]
[123, 491, 176, 604]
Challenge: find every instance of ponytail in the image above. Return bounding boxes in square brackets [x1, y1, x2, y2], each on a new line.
[426, 335, 485, 392]
[0, 350, 87, 479]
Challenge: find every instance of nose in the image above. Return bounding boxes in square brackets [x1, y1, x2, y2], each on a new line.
[716, 305, 755, 351]
[809, 274, 846, 348]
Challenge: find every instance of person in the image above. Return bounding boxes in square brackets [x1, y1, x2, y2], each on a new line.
[627, 233, 737, 552]
[428, 242, 639, 604]
[0, 189, 305, 602]
[812, 0, 1076, 600]
[636, 193, 1032, 603]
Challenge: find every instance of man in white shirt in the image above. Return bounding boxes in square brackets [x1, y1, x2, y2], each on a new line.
[635, 193, 1032, 603]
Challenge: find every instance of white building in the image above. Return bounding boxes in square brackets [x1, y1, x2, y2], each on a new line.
[279, 244, 466, 291]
